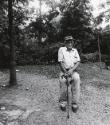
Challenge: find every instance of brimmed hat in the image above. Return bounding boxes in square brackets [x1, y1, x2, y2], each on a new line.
[64, 36, 74, 41]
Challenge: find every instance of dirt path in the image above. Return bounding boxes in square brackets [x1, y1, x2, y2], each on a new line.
[0, 63, 110, 125]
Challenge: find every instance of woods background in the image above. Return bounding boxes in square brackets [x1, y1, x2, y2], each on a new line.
[0, 0, 110, 68]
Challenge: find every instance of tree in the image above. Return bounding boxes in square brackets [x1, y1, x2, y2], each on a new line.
[59, 0, 93, 52]
[92, 0, 110, 60]
[27, 9, 60, 45]
[8, 0, 17, 86]
[7, 0, 29, 86]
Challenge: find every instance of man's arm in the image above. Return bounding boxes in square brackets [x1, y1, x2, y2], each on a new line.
[58, 47, 68, 75]
[59, 62, 70, 78]
[69, 61, 80, 73]
[59, 61, 67, 73]
[68, 49, 80, 74]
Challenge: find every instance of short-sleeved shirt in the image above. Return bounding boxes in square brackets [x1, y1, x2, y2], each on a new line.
[58, 47, 80, 69]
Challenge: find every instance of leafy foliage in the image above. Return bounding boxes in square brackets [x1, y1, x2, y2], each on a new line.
[0, 0, 110, 67]
[59, 0, 94, 53]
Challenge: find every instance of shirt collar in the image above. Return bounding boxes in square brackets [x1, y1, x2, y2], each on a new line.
[65, 47, 75, 51]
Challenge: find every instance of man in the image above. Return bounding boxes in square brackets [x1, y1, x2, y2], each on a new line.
[58, 35, 81, 112]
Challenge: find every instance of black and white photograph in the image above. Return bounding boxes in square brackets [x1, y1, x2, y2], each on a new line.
[0, 0, 110, 124]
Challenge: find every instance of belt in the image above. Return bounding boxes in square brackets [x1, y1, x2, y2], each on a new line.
[66, 68, 77, 72]
[66, 68, 70, 71]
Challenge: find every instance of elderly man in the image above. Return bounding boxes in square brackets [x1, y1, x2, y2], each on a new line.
[58, 35, 81, 112]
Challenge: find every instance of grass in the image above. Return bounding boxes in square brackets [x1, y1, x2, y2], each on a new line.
[0, 62, 110, 89]
[0, 62, 110, 125]
[17, 64, 60, 79]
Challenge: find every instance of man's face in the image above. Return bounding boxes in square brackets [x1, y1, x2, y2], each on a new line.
[65, 39, 74, 50]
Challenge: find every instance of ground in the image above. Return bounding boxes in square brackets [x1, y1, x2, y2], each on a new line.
[0, 62, 110, 125]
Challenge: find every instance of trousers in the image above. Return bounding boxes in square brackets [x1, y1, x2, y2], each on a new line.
[59, 71, 81, 104]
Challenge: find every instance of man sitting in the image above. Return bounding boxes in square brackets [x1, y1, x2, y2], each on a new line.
[58, 35, 81, 112]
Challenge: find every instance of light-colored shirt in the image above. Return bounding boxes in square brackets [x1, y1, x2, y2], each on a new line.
[58, 47, 80, 69]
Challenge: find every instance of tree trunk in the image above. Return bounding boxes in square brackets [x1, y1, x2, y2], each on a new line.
[8, 0, 17, 86]
[38, 0, 42, 44]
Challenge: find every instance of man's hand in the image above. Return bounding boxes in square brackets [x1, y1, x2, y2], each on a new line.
[64, 73, 71, 86]
[64, 72, 70, 78]
[68, 68, 74, 76]
[64, 68, 74, 78]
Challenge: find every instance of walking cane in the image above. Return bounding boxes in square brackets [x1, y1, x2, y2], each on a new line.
[66, 76, 70, 119]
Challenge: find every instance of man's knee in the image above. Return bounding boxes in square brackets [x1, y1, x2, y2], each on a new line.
[72, 72, 80, 82]
[59, 78, 66, 83]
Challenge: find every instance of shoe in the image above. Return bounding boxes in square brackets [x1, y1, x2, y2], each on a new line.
[71, 103, 78, 113]
[60, 101, 67, 111]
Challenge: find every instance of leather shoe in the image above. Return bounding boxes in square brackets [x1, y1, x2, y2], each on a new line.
[71, 103, 78, 113]
[60, 101, 67, 111]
